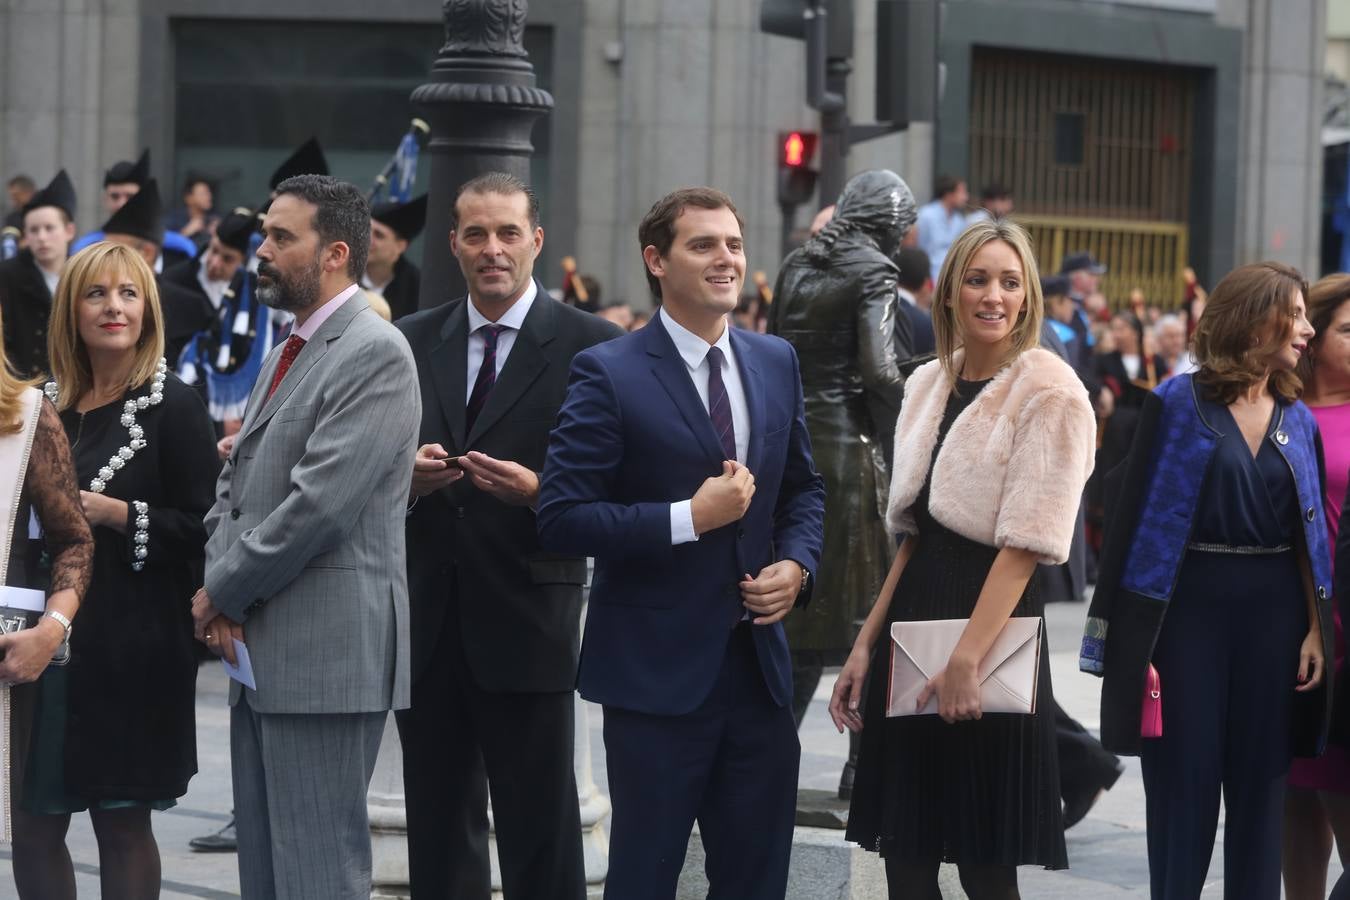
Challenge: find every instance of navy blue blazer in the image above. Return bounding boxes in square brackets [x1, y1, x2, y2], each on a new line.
[537, 313, 826, 716]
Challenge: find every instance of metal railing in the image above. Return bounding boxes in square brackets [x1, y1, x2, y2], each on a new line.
[1016, 213, 1190, 309]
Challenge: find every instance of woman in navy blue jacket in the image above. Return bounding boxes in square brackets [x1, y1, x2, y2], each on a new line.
[1082, 261, 1332, 899]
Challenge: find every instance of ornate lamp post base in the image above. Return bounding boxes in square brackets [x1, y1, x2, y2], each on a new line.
[413, 0, 554, 308]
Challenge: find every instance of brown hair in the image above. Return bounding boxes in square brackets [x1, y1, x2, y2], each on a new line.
[1297, 273, 1350, 384]
[47, 242, 165, 411]
[931, 219, 1045, 384]
[0, 306, 39, 434]
[1193, 261, 1308, 404]
[638, 188, 743, 299]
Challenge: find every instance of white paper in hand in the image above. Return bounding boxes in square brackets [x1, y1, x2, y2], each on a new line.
[222, 639, 256, 691]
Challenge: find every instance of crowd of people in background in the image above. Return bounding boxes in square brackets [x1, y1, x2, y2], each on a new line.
[3, 149, 1350, 900]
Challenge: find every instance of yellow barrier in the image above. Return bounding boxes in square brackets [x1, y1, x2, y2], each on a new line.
[1016, 214, 1190, 310]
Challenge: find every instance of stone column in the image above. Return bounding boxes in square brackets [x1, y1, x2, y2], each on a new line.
[412, 0, 554, 309]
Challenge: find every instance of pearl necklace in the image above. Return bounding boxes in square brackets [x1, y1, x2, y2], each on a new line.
[44, 358, 167, 494]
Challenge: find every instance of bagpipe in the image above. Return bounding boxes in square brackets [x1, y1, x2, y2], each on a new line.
[368, 119, 430, 205]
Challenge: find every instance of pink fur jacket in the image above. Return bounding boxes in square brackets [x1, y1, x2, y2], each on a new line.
[886, 347, 1096, 565]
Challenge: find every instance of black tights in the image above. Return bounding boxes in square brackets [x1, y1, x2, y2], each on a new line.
[885, 856, 1020, 900]
[11, 806, 161, 900]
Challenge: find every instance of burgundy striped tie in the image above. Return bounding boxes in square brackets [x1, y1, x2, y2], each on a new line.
[706, 346, 736, 461]
[466, 324, 504, 433]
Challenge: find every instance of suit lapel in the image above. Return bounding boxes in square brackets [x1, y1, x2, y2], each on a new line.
[464, 290, 554, 447]
[239, 295, 366, 443]
[428, 301, 469, 450]
[729, 328, 765, 473]
[647, 314, 725, 466]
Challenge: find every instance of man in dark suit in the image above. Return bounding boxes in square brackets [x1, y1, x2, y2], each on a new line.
[395, 172, 622, 900]
[894, 245, 935, 359]
[538, 187, 826, 900]
[0, 170, 76, 377]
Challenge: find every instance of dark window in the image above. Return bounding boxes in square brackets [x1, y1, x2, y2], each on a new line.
[1053, 112, 1085, 167]
[172, 18, 553, 229]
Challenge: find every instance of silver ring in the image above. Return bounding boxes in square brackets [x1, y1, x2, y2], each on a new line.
[205, 631, 214, 640]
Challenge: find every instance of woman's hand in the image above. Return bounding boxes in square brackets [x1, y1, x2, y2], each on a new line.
[79, 491, 128, 531]
[917, 656, 983, 723]
[829, 645, 872, 733]
[1297, 629, 1325, 692]
[0, 619, 64, 684]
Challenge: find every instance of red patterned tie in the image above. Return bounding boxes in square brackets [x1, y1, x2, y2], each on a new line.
[266, 335, 307, 400]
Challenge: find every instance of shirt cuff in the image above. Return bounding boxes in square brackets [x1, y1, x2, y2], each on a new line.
[670, 500, 699, 545]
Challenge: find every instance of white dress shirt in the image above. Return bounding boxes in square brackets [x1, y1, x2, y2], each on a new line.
[197, 268, 230, 311]
[660, 308, 751, 545]
[465, 281, 538, 403]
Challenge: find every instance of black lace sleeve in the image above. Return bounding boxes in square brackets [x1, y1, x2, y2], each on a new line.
[27, 398, 93, 600]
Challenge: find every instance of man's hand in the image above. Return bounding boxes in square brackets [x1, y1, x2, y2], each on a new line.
[740, 559, 803, 625]
[0, 619, 66, 684]
[80, 491, 128, 530]
[410, 443, 465, 498]
[458, 451, 539, 507]
[191, 587, 245, 666]
[217, 433, 237, 462]
[691, 461, 755, 535]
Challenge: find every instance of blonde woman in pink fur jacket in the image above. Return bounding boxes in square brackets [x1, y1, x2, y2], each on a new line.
[829, 219, 1096, 899]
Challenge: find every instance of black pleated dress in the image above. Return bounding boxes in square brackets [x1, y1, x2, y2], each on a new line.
[846, 377, 1068, 869]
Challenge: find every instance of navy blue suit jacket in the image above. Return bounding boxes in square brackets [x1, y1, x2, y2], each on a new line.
[537, 313, 826, 717]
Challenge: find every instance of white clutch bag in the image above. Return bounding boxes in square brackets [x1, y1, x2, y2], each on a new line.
[885, 617, 1042, 717]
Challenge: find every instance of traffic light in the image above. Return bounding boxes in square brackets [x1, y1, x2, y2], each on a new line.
[777, 130, 819, 209]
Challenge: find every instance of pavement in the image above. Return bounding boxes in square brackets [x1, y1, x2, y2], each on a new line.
[0, 599, 1339, 897]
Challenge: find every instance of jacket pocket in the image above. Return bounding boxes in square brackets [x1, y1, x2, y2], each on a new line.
[527, 557, 587, 586]
[275, 402, 316, 424]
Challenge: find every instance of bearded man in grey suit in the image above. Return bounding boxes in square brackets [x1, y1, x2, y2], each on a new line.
[191, 174, 421, 900]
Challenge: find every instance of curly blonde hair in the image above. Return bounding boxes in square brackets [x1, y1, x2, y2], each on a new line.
[1193, 261, 1307, 405]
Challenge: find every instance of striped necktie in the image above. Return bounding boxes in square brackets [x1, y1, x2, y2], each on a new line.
[706, 346, 736, 461]
[466, 324, 504, 433]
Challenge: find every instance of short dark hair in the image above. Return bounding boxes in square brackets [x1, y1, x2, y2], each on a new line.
[895, 246, 931, 292]
[934, 174, 963, 199]
[981, 182, 1012, 201]
[451, 172, 540, 231]
[273, 175, 370, 279]
[7, 175, 34, 193]
[182, 174, 212, 196]
[638, 187, 743, 299]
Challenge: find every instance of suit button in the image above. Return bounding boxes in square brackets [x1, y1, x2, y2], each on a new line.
[737, 528, 745, 539]
[1307, 506, 1317, 522]
[455, 506, 466, 519]
[230, 508, 241, 520]
[1319, 586, 1329, 601]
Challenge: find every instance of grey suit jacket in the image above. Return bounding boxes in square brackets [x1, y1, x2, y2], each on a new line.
[204, 293, 421, 714]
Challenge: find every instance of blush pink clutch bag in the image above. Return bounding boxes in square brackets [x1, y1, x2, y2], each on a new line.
[1141, 664, 1163, 738]
[885, 617, 1042, 717]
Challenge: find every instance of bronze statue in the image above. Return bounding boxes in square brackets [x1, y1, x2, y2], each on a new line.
[768, 169, 917, 795]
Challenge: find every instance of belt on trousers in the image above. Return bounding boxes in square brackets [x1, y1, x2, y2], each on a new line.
[1186, 541, 1292, 555]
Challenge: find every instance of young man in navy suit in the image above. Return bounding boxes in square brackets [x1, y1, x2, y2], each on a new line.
[538, 187, 826, 899]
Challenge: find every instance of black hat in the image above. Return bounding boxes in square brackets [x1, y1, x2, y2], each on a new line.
[23, 169, 77, 220]
[215, 207, 256, 256]
[269, 138, 328, 191]
[371, 194, 427, 242]
[1060, 251, 1107, 276]
[105, 148, 151, 188]
[1040, 275, 1071, 298]
[102, 178, 164, 245]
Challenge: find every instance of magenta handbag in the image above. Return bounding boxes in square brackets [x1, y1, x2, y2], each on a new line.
[1141, 664, 1162, 738]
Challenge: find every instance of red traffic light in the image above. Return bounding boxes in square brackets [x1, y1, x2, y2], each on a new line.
[780, 131, 817, 168]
